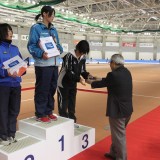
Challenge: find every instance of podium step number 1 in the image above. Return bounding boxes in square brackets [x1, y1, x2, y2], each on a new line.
[0, 116, 95, 160]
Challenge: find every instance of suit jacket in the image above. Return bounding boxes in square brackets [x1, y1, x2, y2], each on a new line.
[91, 66, 133, 118]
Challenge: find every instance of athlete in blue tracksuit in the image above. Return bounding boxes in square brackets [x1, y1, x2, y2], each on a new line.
[27, 6, 63, 122]
[0, 23, 24, 145]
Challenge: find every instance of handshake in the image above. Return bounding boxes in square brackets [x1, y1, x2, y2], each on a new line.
[85, 74, 101, 84]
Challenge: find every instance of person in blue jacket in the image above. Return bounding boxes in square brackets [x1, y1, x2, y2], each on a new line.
[0, 23, 24, 146]
[27, 6, 63, 123]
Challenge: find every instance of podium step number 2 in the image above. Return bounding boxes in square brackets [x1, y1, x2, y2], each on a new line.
[0, 116, 95, 160]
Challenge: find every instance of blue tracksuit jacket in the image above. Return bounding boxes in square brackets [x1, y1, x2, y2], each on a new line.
[0, 41, 22, 87]
[27, 22, 63, 66]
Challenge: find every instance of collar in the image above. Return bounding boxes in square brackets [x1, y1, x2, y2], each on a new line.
[37, 22, 54, 29]
[0, 41, 11, 47]
[114, 65, 124, 71]
[71, 52, 85, 60]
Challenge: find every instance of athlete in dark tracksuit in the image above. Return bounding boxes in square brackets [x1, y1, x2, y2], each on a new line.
[57, 51, 90, 123]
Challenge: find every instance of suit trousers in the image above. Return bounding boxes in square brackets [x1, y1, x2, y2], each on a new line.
[109, 116, 131, 160]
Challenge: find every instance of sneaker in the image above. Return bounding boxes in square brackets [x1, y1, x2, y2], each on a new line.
[48, 114, 57, 121]
[8, 137, 17, 143]
[104, 153, 116, 160]
[0, 138, 10, 146]
[74, 123, 80, 128]
[36, 117, 51, 123]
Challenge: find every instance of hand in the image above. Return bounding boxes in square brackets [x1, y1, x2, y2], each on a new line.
[80, 77, 86, 86]
[88, 74, 98, 80]
[88, 74, 102, 81]
[93, 77, 102, 81]
[7, 69, 18, 78]
[42, 52, 49, 60]
[88, 74, 94, 79]
[85, 79, 93, 84]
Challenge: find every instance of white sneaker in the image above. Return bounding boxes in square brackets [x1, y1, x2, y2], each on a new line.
[74, 123, 80, 128]
[0, 138, 10, 146]
[8, 137, 17, 143]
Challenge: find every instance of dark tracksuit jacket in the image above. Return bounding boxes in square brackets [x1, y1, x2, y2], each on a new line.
[57, 52, 89, 121]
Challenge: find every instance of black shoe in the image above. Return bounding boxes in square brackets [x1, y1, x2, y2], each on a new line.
[104, 153, 116, 160]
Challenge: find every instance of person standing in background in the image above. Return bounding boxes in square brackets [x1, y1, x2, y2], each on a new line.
[86, 54, 133, 160]
[0, 23, 24, 146]
[27, 6, 63, 123]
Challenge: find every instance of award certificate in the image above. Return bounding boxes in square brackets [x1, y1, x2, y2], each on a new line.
[3, 55, 27, 76]
[40, 36, 60, 57]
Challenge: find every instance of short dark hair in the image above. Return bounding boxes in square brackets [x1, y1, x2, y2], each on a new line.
[76, 40, 90, 55]
[35, 6, 55, 21]
[0, 23, 13, 42]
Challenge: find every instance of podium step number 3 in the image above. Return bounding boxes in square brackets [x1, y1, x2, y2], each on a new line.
[0, 116, 95, 160]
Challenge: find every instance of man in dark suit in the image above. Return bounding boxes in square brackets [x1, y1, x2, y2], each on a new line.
[86, 54, 133, 160]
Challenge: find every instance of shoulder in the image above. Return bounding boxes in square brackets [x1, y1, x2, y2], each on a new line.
[118, 66, 131, 74]
[50, 25, 58, 33]
[64, 52, 72, 58]
[50, 24, 56, 30]
[31, 23, 39, 29]
[10, 44, 19, 51]
[11, 44, 17, 47]
[63, 53, 75, 61]
[30, 23, 44, 31]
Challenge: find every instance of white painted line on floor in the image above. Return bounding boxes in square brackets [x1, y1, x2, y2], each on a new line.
[133, 80, 160, 84]
[21, 94, 57, 103]
[21, 82, 35, 84]
[133, 94, 160, 99]
[21, 78, 35, 81]
[21, 99, 34, 102]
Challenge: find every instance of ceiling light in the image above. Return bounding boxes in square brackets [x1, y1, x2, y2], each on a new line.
[95, 30, 101, 33]
[151, 16, 158, 20]
[111, 32, 117, 34]
[144, 32, 150, 36]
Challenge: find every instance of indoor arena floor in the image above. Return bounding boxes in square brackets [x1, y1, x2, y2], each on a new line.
[19, 63, 160, 143]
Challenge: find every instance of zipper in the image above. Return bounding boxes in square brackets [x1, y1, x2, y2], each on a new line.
[55, 57, 56, 65]
[8, 44, 11, 58]
[49, 28, 57, 66]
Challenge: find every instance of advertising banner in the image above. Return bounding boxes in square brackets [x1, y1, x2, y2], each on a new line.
[122, 42, 136, 47]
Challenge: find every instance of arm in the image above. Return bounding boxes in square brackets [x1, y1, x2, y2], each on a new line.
[27, 25, 44, 58]
[81, 59, 90, 79]
[91, 78, 107, 88]
[65, 54, 80, 82]
[53, 28, 63, 54]
[90, 72, 112, 89]
[0, 47, 22, 78]
[0, 64, 8, 78]
[0, 66, 19, 78]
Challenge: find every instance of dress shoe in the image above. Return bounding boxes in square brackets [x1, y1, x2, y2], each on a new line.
[104, 153, 116, 160]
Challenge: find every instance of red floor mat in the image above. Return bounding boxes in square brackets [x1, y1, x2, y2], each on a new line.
[70, 106, 160, 160]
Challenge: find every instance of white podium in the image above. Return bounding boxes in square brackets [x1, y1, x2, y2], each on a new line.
[0, 131, 46, 160]
[0, 116, 95, 160]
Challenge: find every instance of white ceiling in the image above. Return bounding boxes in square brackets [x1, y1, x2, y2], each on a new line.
[0, 0, 160, 36]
